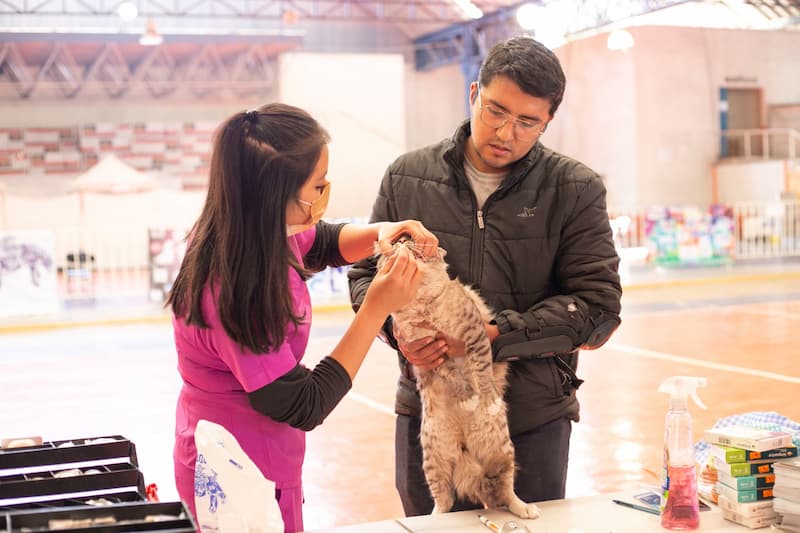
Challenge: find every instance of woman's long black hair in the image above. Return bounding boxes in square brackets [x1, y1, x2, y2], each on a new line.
[167, 103, 330, 353]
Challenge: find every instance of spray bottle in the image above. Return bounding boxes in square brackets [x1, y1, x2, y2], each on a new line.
[658, 376, 707, 530]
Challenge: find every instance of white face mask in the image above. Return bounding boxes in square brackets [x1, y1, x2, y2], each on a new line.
[287, 182, 330, 236]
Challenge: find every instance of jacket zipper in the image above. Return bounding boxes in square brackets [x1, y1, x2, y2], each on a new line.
[467, 189, 483, 285]
[473, 190, 502, 287]
[471, 205, 487, 287]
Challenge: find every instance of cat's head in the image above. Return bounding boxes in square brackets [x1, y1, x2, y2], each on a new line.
[375, 235, 450, 295]
[376, 234, 446, 264]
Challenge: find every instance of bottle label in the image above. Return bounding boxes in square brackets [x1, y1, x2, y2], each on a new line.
[661, 447, 669, 512]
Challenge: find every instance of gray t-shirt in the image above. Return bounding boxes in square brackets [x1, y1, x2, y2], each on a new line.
[464, 156, 507, 209]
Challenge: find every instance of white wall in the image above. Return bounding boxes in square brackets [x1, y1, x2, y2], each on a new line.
[279, 52, 406, 219]
[716, 160, 786, 204]
[551, 34, 638, 209]
[404, 62, 467, 151]
[703, 28, 800, 106]
[632, 26, 720, 208]
[549, 26, 800, 210]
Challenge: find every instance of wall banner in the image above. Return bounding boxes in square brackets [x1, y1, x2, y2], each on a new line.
[0, 230, 59, 318]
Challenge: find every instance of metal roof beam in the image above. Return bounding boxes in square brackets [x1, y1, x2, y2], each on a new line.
[0, 0, 471, 23]
[84, 43, 132, 98]
[0, 42, 35, 97]
[0, 41, 281, 99]
[37, 43, 83, 97]
[413, 0, 694, 71]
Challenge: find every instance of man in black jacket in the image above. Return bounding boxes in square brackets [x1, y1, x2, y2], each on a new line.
[348, 36, 622, 516]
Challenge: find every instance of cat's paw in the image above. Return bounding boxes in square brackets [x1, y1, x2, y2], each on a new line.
[486, 397, 503, 416]
[521, 502, 542, 519]
[508, 499, 541, 520]
[459, 395, 479, 411]
[431, 503, 450, 515]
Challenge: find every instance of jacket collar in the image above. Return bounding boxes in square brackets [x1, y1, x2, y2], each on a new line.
[443, 120, 543, 196]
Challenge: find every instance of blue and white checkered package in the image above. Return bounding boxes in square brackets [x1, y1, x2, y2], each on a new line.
[694, 411, 800, 464]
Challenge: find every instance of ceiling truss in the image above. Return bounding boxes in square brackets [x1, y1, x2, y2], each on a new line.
[415, 0, 694, 71]
[413, 0, 800, 71]
[0, 0, 475, 24]
[747, 0, 800, 20]
[0, 41, 281, 99]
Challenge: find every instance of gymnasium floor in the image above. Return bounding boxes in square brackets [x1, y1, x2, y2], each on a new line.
[2, 260, 799, 532]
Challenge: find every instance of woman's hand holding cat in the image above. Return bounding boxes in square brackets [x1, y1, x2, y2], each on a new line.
[363, 246, 423, 317]
[377, 220, 438, 257]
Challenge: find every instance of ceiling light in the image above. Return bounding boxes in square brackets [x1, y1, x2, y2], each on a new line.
[516, 2, 567, 49]
[118, 1, 138, 22]
[607, 28, 634, 51]
[536, 31, 566, 50]
[139, 19, 163, 46]
[282, 9, 299, 24]
[453, 0, 483, 20]
[516, 3, 540, 30]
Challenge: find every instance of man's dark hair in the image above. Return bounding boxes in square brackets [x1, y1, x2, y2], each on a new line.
[478, 36, 566, 116]
[167, 103, 330, 353]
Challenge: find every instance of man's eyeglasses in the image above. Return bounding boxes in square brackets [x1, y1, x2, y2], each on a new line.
[477, 90, 545, 141]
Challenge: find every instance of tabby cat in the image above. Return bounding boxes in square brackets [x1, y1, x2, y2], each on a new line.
[378, 237, 541, 519]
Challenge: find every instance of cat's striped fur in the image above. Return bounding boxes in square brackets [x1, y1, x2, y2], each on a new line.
[379, 238, 540, 519]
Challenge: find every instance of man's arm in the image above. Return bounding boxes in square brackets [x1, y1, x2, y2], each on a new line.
[492, 174, 622, 361]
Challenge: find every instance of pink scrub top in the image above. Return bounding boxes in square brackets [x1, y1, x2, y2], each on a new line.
[172, 227, 316, 531]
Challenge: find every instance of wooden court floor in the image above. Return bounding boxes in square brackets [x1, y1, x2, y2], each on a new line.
[1, 269, 799, 531]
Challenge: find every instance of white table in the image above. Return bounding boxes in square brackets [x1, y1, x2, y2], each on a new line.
[304, 492, 767, 532]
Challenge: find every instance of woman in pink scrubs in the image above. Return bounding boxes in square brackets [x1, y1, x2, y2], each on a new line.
[167, 103, 436, 532]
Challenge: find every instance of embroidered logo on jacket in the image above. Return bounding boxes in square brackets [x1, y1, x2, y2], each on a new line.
[517, 206, 537, 218]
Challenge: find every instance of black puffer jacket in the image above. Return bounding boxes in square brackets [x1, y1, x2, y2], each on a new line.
[348, 121, 622, 436]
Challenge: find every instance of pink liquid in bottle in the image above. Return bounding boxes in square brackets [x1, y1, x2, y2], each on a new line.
[661, 463, 700, 530]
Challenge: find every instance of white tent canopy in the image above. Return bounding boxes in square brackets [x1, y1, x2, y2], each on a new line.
[70, 154, 161, 194]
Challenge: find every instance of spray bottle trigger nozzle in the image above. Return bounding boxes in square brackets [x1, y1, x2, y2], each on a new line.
[658, 376, 707, 410]
[689, 388, 707, 410]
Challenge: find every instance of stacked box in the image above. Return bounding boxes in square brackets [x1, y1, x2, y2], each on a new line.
[706, 439, 797, 528]
[773, 458, 800, 531]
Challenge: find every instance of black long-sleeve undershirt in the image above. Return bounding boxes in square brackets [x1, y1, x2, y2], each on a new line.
[304, 221, 348, 272]
[248, 357, 352, 431]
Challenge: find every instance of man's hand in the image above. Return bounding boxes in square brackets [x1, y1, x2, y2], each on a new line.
[485, 322, 500, 343]
[394, 320, 469, 370]
[398, 336, 448, 370]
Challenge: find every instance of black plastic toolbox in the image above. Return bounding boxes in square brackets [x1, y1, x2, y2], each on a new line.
[2, 501, 197, 532]
[0, 437, 138, 471]
[0, 491, 143, 512]
[0, 463, 145, 500]
[0, 437, 146, 510]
